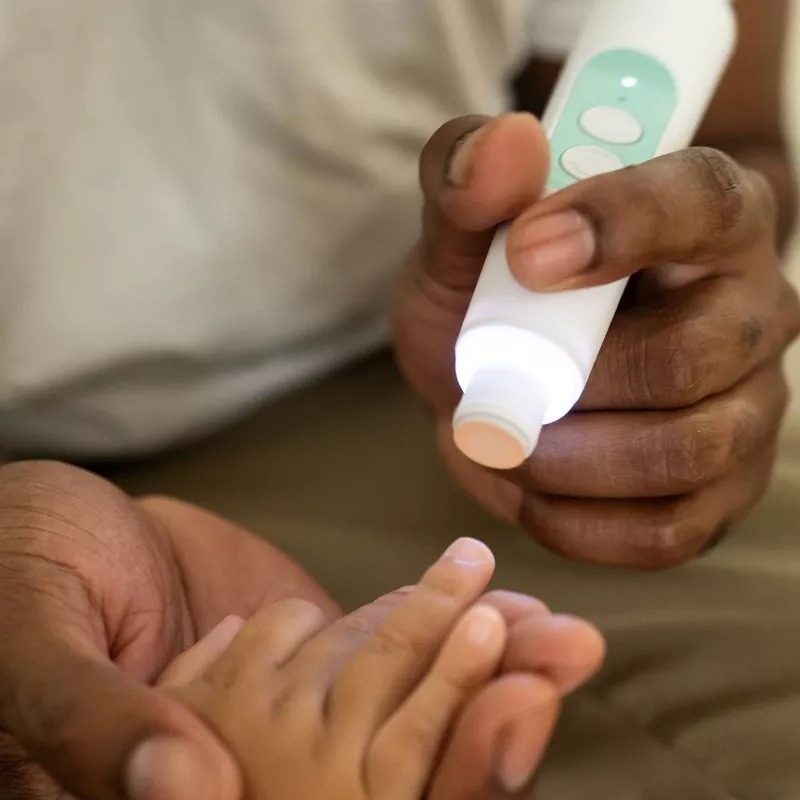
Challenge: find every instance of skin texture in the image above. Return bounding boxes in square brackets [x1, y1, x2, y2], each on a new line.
[393, 0, 800, 569]
[0, 461, 603, 800]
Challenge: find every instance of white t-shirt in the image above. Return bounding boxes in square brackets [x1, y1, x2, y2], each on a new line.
[0, 0, 588, 456]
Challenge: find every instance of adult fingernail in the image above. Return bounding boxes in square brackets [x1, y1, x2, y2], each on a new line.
[444, 537, 493, 567]
[126, 737, 215, 800]
[496, 725, 539, 794]
[512, 210, 596, 289]
[447, 125, 491, 188]
[489, 590, 550, 615]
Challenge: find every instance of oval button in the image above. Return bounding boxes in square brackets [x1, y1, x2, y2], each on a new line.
[560, 146, 625, 181]
[579, 106, 643, 145]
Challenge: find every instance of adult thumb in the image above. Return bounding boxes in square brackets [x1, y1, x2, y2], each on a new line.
[394, 113, 550, 414]
[0, 635, 241, 800]
[417, 112, 551, 292]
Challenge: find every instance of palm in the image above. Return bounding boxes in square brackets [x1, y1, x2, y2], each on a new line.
[0, 461, 335, 800]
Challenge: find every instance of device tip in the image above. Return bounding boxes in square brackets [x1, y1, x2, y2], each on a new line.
[453, 419, 529, 470]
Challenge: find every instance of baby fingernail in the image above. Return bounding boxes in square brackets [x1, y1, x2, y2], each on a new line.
[126, 738, 214, 800]
[489, 591, 550, 615]
[463, 604, 504, 646]
[513, 210, 596, 289]
[444, 537, 493, 567]
[496, 730, 539, 794]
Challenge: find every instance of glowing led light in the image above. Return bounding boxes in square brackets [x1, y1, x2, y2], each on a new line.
[621, 76, 638, 88]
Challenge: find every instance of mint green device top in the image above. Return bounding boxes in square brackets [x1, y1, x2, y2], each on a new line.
[546, 48, 679, 191]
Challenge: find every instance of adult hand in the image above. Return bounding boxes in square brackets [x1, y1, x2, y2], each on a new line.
[0, 459, 336, 800]
[0, 460, 602, 800]
[394, 113, 800, 569]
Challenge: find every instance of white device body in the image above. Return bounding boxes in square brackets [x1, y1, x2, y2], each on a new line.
[453, 0, 737, 467]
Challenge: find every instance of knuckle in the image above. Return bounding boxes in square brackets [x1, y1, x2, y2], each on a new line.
[195, 663, 238, 695]
[518, 495, 605, 563]
[578, 166, 662, 261]
[659, 409, 737, 492]
[372, 713, 440, 772]
[666, 349, 704, 406]
[338, 612, 385, 642]
[339, 591, 412, 641]
[727, 389, 775, 459]
[603, 324, 655, 405]
[642, 322, 707, 407]
[633, 512, 709, 570]
[370, 621, 421, 661]
[268, 681, 306, 723]
[517, 493, 710, 570]
[683, 147, 746, 243]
